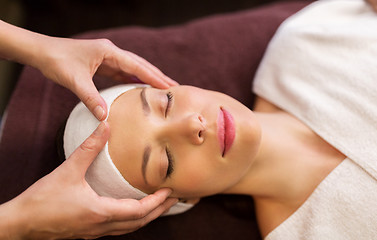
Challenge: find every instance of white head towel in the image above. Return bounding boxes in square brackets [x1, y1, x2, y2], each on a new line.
[64, 84, 193, 215]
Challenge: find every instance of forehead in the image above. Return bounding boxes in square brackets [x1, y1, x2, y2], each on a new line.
[107, 88, 148, 190]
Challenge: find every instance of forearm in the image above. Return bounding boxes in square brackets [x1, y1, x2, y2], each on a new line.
[0, 20, 47, 68]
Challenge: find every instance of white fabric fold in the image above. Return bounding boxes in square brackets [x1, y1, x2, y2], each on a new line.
[253, 0, 377, 239]
[64, 84, 193, 216]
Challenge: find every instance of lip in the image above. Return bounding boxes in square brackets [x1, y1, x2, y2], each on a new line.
[217, 107, 236, 157]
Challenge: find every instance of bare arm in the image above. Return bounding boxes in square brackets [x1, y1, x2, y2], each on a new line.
[0, 123, 177, 239]
[0, 21, 179, 238]
[0, 20, 177, 120]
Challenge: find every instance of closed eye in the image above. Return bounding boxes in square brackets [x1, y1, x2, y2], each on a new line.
[165, 92, 173, 117]
[165, 147, 174, 178]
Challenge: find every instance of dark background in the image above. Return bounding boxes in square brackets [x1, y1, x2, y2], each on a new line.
[0, 0, 290, 116]
[22, 0, 283, 36]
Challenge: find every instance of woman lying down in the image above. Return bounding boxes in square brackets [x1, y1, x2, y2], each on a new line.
[62, 1, 377, 239]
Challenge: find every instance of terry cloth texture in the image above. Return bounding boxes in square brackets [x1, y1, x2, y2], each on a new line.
[64, 84, 193, 215]
[253, 0, 377, 239]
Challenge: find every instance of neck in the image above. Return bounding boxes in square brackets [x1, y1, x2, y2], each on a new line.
[223, 111, 308, 199]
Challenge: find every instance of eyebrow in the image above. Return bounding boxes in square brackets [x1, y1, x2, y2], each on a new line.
[142, 145, 151, 186]
[141, 87, 151, 186]
[140, 87, 150, 116]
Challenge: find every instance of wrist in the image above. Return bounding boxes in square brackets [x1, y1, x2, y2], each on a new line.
[0, 20, 49, 68]
[13, 30, 52, 70]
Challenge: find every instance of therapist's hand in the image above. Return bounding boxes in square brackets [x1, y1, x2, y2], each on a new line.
[0, 122, 177, 239]
[0, 20, 177, 120]
[0, 20, 177, 121]
[35, 37, 178, 121]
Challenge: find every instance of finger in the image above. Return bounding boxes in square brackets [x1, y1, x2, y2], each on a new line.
[102, 188, 173, 222]
[127, 52, 178, 87]
[115, 73, 178, 87]
[138, 188, 175, 216]
[67, 121, 110, 175]
[122, 57, 169, 89]
[101, 197, 178, 235]
[110, 48, 172, 89]
[136, 197, 178, 224]
[166, 77, 180, 87]
[73, 79, 107, 121]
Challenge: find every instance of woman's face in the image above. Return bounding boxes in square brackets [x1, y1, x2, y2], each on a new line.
[108, 86, 261, 198]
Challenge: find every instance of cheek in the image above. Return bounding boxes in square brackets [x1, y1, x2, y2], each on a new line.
[172, 152, 238, 197]
[174, 153, 214, 186]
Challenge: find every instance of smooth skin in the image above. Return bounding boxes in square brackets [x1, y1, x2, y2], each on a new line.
[108, 86, 261, 199]
[106, 86, 346, 237]
[0, 122, 177, 239]
[1, 1, 376, 238]
[0, 20, 177, 121]
[0, 20, 177, 239]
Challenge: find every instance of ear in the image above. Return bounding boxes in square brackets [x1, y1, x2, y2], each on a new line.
[179, 197, 201, 205]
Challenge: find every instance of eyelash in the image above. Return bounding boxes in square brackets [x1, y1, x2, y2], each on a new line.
[165, 92, 173, 117]
[165, 147, 174, 178]
[165, 91, 174, 178]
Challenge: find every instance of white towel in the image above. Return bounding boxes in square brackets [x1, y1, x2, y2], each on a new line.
[253, 0, 377, 239]
[64, 84, 193, 216]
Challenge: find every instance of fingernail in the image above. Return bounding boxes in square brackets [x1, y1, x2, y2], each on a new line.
[94, 106, 105, 121]
[94, 122, 106, 136]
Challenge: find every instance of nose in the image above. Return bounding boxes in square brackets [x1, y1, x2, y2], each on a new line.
[169, 113, 206, 145]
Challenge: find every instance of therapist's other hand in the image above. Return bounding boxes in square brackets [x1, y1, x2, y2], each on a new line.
[36, 37, 177, 121]
[2, 122, 177, 239]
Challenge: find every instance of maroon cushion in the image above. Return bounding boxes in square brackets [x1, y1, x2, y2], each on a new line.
[0, 1, 310, 239]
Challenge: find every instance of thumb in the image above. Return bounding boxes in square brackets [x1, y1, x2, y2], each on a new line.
[68, 121, 110, 176]
[74, 80, 108, 121]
